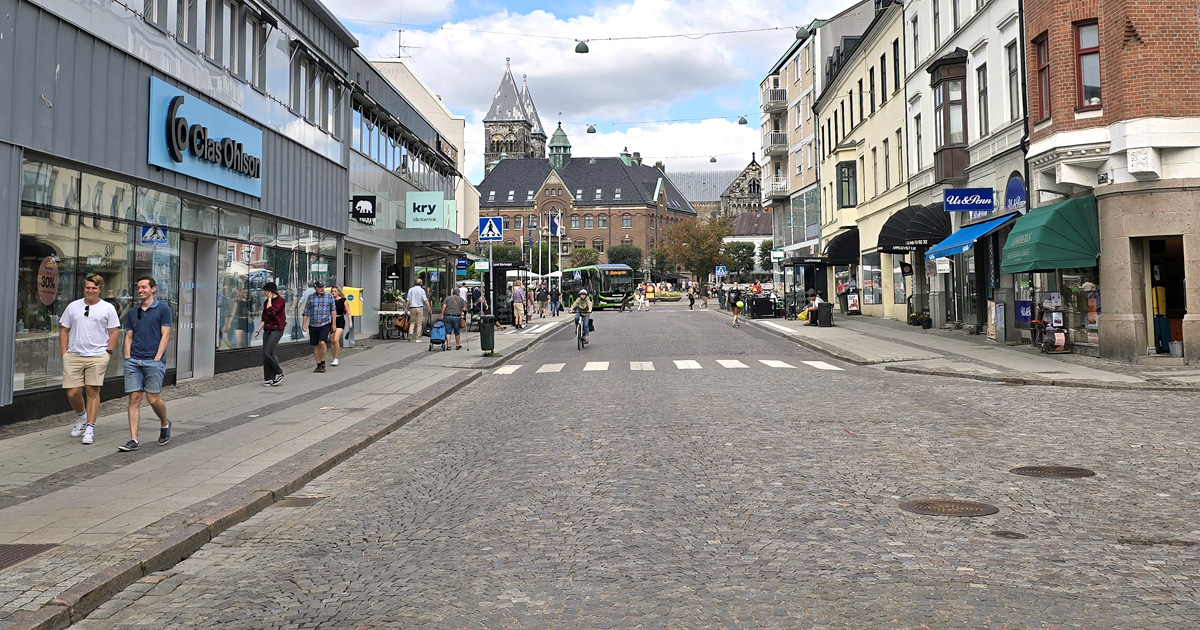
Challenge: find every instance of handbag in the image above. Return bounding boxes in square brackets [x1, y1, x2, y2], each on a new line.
[588, 318, 595, 332]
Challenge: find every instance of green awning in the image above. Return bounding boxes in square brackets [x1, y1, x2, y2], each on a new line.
[1000, 195, 1099, 273]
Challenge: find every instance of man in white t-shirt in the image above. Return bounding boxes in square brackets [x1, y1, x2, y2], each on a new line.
[406, 279, 430, 341]
[59, 274, 121, 445]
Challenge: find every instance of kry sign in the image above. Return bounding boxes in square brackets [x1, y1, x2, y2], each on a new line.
[944, 188, 994, 212]
[405, 191, 445, 229]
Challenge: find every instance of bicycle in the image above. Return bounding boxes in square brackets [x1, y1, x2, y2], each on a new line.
[574, 313, 589, 350]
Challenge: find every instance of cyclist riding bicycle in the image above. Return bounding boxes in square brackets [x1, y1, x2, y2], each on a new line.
[570, 289, 593, 344]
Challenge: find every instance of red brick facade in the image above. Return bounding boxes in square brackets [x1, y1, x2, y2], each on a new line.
[1025, 0, 1200, 143]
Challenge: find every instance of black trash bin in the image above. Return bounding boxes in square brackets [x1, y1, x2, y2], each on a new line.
[816, 302, 834, 327]
[479, 315, 496, 352]
[750, 296, 774, 319]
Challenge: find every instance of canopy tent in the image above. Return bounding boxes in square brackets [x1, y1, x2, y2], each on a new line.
[877, 205, 923, 253]
[925, 213, 1019, 260]
[1000, 195, 1099, 273]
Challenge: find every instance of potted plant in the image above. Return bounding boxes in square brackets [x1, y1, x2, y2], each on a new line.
[381, 289, 402, 311]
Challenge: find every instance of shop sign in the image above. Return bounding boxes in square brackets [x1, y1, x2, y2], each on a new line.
[456, 258, 469, 270]
[1004, 175, 1028, 214]
[899, 262, 914, 277]
[944, 188, 994, 212]
[148, 77, 263, 197]
[406, 191, 445, 229]
[37, 256, 60, 306]
[475, 260, 491, 271]
[935, 257, 951, 274]
[437, 136, 458, 163]
[351, 196, 377, 225]
[310, 262, 328, 273]
[1015, 300, 1032, 323]
[771, 248, 785, 261]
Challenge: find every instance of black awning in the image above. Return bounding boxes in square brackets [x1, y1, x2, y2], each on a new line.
[824, 229, 860, 265]
[878, 205, 923, 253]
[905, 203, 952, 248]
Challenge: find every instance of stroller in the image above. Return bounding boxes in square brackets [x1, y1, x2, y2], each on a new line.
[428, 320, 449, 351]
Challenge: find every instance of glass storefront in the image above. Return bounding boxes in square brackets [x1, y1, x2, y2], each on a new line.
[892, 254, 907, 305]
[861, 253, 883, 305]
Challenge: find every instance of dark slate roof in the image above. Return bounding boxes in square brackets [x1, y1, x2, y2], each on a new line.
[666, 170, 741, 203]
[478, 157, 697, 215]
[732, 211, 773, 236]
[485, 65, 529, 123]
[521, 79, 546, 137]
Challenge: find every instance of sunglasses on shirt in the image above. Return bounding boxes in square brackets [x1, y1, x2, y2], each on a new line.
[84, 305, 89, 317]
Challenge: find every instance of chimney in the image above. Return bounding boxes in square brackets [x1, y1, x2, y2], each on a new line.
[654, 161, 665, 172]
[632, 152, 641, 166]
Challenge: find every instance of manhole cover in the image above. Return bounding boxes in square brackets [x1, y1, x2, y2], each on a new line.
[273, 496, 326, 507]
[992, 530, 1028, 540]
[1010, 466, 1095, 478]
[0, 544, 57, 570]
[899, 499, 999, 517]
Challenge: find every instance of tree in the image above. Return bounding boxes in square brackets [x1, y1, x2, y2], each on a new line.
[660, 217, 733, 280]
[489, 244, 523, 263]
[648, 248, 674, 282]
[725, 241, 757, 281]
[758, 239, 774, 272]
[606, 244, 643, 269]
[569, 247, 601, 267]
[527, 244, 560, 274]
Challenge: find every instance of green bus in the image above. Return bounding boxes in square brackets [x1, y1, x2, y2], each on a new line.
[560, 264, 635, 310]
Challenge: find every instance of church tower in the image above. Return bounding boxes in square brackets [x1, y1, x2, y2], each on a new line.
[483, 59, 546, 165]
[521, 75, 547, 159]
[548, 122, 571, 169]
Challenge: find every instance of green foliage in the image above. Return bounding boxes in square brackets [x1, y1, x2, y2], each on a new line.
[570, 247, 601, 267]
[648, 248, 675, 281]
[758, 239, 774, 271]
[526, 244, 560, 274]
[605, 244, 643, 269]
[660, 217, 734, 280]
[725, 241, 757, 280]
[489, 244, 523, 263]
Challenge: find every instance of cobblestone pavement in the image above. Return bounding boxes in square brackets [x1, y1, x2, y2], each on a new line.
[72, 307, 1200, 629]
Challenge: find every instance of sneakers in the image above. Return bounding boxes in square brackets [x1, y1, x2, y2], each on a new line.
[314, 363, 326, 373]
[81, 424, 95, 445]
[264, 379, 274, 386]
[158, 422, 171, 446]
[271, 373, 284, 386]
[71, 412, 88, 437]
[330, 358, 339, 366]
[117, 439, 139, 452]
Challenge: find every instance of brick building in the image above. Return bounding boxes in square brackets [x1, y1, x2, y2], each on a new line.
[1015, 0, 1200, 363]
[668, 155, 763, 220]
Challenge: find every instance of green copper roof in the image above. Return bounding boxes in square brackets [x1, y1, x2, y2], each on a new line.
[549, 122, 571, 148]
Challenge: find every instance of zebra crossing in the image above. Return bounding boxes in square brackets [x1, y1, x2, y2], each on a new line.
[491, 358, 845, 375]
[501, 321, 568, 335]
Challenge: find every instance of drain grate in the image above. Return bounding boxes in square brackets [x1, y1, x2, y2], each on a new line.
[992, 530, 1028, 540]
[0, 544, 58, 570]
[899, 499, 999, 517]
[273, 496, 327, 507]
[1010, 466, 1096, 478]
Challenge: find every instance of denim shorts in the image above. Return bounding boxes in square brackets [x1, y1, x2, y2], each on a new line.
[443, 315, 461, 336]
[124, 357, 166, 394]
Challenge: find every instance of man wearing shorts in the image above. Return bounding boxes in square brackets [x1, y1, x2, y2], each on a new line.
[441, 288, 467, 350]
[119, 277, 173, 452]
[303, 281, 335, 372]
[60, 274, 121, 445]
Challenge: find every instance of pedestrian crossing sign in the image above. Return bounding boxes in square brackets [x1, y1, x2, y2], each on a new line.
[479, 217, 504, 242]
[573, 270, 582, 280]
[715, 265, 727, 277]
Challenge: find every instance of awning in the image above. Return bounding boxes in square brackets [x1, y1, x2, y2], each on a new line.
[1000, 195, 1099, 273]
[905, 203, 952, 248]
[877, 205, 923, 253]
[925, 213, 1019, 260]
[823, 228, 860, 265]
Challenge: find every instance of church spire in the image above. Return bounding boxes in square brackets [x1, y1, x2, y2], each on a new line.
[484, 57, 529, 123]
[521, 74, 546, 138]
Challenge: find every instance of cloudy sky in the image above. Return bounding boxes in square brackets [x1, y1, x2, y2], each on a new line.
[323, 0, 860, 183]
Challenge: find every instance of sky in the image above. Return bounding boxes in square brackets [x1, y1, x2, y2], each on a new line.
[320, 0, 861, 184]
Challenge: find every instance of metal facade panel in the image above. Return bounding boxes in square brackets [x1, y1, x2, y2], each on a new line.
[0, 0, 12, 142]
[0, 142, 21, 406]
[8, 0, 37, 147]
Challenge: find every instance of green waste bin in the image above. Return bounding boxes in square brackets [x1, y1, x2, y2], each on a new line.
[479, 315, 496, 352]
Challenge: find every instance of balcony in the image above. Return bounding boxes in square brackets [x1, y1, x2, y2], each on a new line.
[762, 132, 788, 156]
[761, 87, 787, 112]
[764, 176, 789, 200]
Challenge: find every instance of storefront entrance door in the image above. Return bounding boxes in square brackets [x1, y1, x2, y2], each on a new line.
[177, 238, 196, 379]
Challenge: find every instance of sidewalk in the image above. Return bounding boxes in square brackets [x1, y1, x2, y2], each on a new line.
[0, 325, 542, 630]
[722, 307, 1200, 390]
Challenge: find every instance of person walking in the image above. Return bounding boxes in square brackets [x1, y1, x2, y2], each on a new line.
[302, 281, 335, 372]
[729, 282, 744, 328]
[406, 279, 431, 341]
[253, 282, 286, 386]
[329, 286, 351, 366]
[549, 284, 561, 317]
[687, 288, 696, 310]
[700, 283, 710, 310]
[60, 274, 121, 445]
[441, 287, 467, 350]
[118, 277, 173, 452]
[536, 284, 549, 318]
[511, 280, 527, 330]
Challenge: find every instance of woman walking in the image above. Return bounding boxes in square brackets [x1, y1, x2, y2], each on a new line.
[329, 286, 351, 366]
[253, 282, 286, 386]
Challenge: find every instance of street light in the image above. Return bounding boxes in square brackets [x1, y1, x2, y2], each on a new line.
[575, 40, 589, 53]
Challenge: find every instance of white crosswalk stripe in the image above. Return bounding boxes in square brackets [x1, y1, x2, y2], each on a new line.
[758, 321, 795, 334]
[537, 363, 565, 373]
[630, 361, 655, 371]
[716, 359, 748, 368]
[493, 365, 522, 375]
[801, 360, 843, 371]
[759, 360, 796, 369]
[583, 362, 609, 371]
[674, 360, 702, 370]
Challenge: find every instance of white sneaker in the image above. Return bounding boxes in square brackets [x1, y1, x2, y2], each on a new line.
[71, 412, 88, 437]
[331, 358, 339, 366]
[81, 424, 95, 445]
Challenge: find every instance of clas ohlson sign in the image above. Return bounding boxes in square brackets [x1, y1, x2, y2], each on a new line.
[148, 77, 263, 197]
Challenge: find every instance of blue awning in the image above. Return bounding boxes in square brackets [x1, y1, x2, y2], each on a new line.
[925, 213, 1019, 260]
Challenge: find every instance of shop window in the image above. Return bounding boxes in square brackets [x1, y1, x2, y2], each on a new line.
[136, 188, 182, 228]
[249, 216, 276, 244]
[861, 252, 883, 305]
[584, 215, 594, 229]
[182, 199, 219, 235]
[16, 205, 79, 392]
[598, 215, 607, 228]
[1076, 21, 1101, 109]
[622, 214, 632, 228]
[219, 209, 251, 241]
[893, 256, 908, 304]
[81, 174, 134, 230]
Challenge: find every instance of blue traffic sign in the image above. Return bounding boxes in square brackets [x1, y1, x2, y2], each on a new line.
[140, 225, 169, 245]
[715, 265, 727, 277]
[478, 217, 504, 242]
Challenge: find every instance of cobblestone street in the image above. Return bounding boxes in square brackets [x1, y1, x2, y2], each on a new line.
[72, 307, 1200, 629]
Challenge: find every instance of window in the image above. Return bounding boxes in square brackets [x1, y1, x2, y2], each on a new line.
[514, 216, 522, 230]
[503, 217, 511, 230]
[836, 161, 857, 208]
[911, 16, 920, 68]
[594, 188, 602, 200]
[177, 0, 204, 49]
[144, 0, 168, 29]
[614, 188, 621, 200]
[883, 139, 891, 190]
[977, 64, 990, 136]
[1006, 42, 1020, 121]
[896, 129, 904, 179]
[849, 89, 855, 126]
[880, 54, 888, 101]
[1035, 34, 1050, 119]
[593, 239, 605, 252]
[488, 191, 495, 202]
[622, 214, 632, 228]
[872, 148, 879, 196]
[507, 190, 515, 202]
[570, 215, 580, 229]
[584, 215, 594, 229]
[621, 236, 633, 245]
[952, 0, 960, 30]
[859, 156, 866, 201]
[1076, 21, 1101, 109]
[935, 79, 967, 147]
[220, 0, 236, 69]
[574, 239, 585, 249]
[526, 190, 534, 201]
[241, 12, 262, 87]
[893, 40, 901, 91]
[858, 80, 864, 121]
[575, 189, 582, 200]
[933, 0, 941, 48]
[869, 68, 876, 113]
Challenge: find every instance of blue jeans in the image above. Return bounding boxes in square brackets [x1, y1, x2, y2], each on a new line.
[574, 312, 590, 337]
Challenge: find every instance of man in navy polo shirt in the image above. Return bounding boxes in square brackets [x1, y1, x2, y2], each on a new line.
[118, 277, 173, 452]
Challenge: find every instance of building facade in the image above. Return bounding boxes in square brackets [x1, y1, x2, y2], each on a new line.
[3, 0, 358, 418]
[483, 60, 547, 165]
